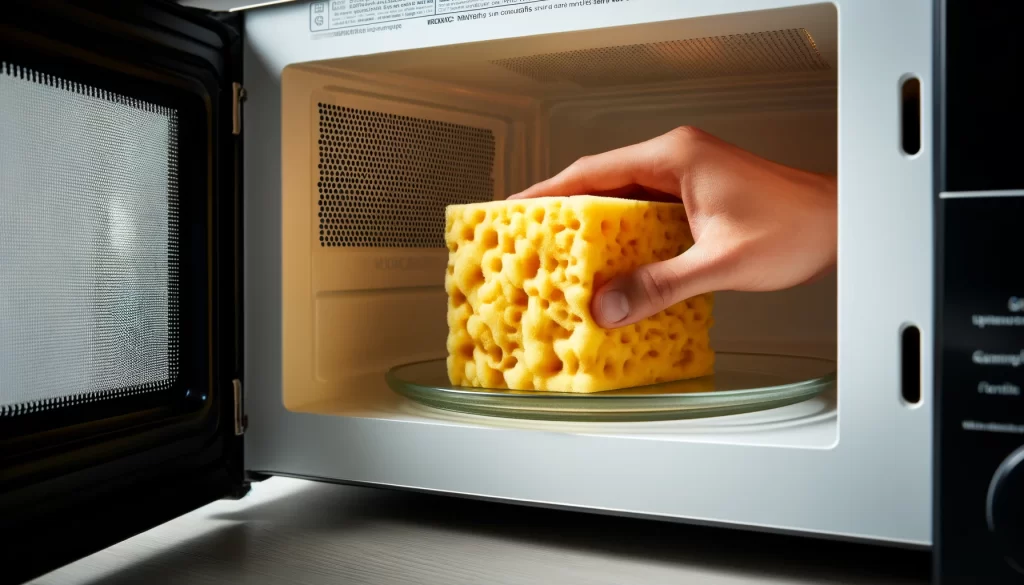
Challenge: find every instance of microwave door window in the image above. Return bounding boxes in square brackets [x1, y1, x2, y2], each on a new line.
[0, 65, 179, 415]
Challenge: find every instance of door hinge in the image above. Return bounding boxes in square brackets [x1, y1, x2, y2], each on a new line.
[232, 82, 246, 136]
[233, 378, 247, 436]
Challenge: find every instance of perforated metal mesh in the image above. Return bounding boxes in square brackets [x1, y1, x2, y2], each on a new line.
[0, 63, 179, 415]
[491, 29, 830, 87]
[317, 103, 495, 248]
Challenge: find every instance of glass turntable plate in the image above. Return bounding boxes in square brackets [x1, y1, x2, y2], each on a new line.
[386, 352, 835, 422]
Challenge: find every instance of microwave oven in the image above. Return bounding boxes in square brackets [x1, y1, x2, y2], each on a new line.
[1, 0, 1021, 582]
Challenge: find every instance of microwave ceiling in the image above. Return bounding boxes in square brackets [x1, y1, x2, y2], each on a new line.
[357, 18, 838, 100]
[488, 29, 830, 88]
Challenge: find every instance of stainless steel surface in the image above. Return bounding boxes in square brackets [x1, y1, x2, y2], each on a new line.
[243, 0, 934, 546]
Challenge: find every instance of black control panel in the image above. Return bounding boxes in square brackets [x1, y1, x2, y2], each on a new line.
[934, 2, 1024, 582]
[936, 196, 1024, 582]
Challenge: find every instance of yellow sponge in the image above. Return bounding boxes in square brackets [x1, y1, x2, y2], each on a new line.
[445, 196, 713, 393]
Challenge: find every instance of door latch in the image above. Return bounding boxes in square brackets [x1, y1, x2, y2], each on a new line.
[233, 378, 247, 436]
[232, 82, 246, 136]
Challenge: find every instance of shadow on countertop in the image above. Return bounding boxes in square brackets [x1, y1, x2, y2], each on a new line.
[54, 479, 930, 585]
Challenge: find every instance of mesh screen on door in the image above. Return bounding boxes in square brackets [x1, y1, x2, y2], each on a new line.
[0, 63, 180, 415]
[317, 103, 495, 248]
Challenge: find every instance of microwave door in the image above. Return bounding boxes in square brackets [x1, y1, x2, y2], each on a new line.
[0, 2, 244, 582]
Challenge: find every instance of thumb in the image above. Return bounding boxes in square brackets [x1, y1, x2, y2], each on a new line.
[590, 243, 720, 328]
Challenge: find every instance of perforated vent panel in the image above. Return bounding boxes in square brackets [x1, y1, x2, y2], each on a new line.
[0, 63, 179, 415]
[317, 103, 495, 248]
[491, 29, 829, 87]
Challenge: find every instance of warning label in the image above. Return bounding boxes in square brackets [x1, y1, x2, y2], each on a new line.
[309, 0, 540, 31]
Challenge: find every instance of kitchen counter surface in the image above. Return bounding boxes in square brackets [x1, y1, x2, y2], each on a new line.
[30, 476, 929, 585]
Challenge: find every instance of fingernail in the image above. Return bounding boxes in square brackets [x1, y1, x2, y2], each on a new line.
[600, 290, 630, 323]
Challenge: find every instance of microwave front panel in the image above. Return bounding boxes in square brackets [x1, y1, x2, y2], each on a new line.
[933, 0, 1024, 581]
[243, 0, 934, 545]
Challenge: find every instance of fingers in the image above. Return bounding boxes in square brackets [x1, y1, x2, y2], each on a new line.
[508, 129, 690, 200]
[591, 242, 723, 328]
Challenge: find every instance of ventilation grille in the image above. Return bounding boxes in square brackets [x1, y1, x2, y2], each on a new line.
[0, 63, 179, 416]
[317, 104, 495, 248]
[491, 29, 829, 87]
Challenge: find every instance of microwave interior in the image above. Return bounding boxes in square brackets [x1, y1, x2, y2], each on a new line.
[278, 4, 840, 447]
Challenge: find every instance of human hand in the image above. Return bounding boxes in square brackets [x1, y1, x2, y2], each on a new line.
[508, 126, 837, 329]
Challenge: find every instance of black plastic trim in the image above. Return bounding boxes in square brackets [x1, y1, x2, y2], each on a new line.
[934, 3, 1024, 583]
[0, 2, 244, 582]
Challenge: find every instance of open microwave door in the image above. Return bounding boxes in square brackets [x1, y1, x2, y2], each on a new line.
[0, 1, 243, 582]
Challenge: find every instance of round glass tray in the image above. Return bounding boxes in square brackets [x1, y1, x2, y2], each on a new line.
[386, 352, 836, 422]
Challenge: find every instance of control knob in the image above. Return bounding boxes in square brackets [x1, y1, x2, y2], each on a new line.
[988, 446, 1024, 573]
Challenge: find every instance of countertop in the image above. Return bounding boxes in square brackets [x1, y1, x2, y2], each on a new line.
[31, 477, 930, 585]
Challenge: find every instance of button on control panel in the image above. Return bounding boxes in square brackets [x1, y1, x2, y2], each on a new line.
[987, 447, 1024, 573]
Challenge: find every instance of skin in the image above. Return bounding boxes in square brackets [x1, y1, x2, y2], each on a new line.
[508, 126, 838, 329]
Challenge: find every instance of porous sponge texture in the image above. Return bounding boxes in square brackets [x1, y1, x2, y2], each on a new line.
[445, 196, 713, 393]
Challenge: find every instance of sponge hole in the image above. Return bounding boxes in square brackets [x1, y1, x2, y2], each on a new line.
[523, 252, 540, 279]
[486, 345, 502, 362]
[451, 289, 467, 306]
[623, 359, 636, 376]
[481, 229, 498, 249]
[674, 349, 694, 368]
[564, 352, 579, 375]
[510, 288, 528, 308]
[546, 357, 564, 375]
